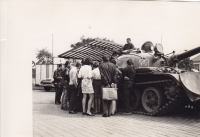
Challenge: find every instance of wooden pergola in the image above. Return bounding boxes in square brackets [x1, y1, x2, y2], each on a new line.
[58, 39, 123, 62]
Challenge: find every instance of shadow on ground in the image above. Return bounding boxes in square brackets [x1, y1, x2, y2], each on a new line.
[32, 85, 55, 92]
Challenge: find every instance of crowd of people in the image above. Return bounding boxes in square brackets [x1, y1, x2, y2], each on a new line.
[53, 55, 136, 117]
[53, 38, 137, 117]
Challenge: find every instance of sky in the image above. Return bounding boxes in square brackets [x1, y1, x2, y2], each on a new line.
[20, 1, 200, 62]
[3, 1, 200, 62]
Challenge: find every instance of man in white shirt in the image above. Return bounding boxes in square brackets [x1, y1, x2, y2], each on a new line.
[69, 62, 81, 114]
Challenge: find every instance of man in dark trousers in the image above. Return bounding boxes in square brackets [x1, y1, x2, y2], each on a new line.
[122, 59, 136, 114]
[53, 64, 63, 105]
[61, 61, 70, 110]
[99, 55, 117, 117]
[109, 59, 122, 115]
[68, 62, 81, 114]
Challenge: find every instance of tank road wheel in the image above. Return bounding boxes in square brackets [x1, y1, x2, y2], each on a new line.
[142, 87, 165, 113]
[130, 88, 142, 111]
[164, 82, 179, 100]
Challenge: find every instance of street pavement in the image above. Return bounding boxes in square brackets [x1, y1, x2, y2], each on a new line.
[33, 88, 200, 137]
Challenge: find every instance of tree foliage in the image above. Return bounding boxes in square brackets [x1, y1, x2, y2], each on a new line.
[36, 48, 53, 64]
[70, 36, 94, 49]
[178, 58, 194, 71]
[70, 35, 114, 49]
[36, 48, 52, 59]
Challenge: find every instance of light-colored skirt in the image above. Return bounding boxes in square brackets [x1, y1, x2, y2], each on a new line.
[110, 100, 116, 115]
[81, 78, 94, 94]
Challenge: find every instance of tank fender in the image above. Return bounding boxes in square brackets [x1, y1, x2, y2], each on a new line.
[179, 72, 200, 102]
[154, 73, 180, 86]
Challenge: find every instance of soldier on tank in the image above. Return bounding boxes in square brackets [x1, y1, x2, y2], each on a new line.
[111, 38, 136, 60]
[53, 64, 63, 105]
[141, 41, 154, 53]
[122, 38, 136, 52]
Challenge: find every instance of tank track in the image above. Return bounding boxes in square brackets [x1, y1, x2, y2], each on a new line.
[133, 79, 188, 116]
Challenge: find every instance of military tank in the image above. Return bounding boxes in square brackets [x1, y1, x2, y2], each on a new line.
[116, 43, 200, 116]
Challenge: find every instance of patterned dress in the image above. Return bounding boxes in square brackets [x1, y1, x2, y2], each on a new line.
[78, 65, 94, 94]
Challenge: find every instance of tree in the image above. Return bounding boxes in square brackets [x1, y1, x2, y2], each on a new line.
[178, 58, 194, 71]
[70, 35, 115, 49]
[101, 37, 114, 43]
[70, 36, 94, 49]
[36, 48, 53, 64]
[36, 48, 52, 60]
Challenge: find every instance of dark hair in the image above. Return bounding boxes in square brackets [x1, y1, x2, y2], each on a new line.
[102, 55, 109, 62]
[93, 61, 99, 68]
[127, 59, 133, 65]
[127, 38, 131, 41]
[110, 59, 116, 65]
[75, 62, 81, 67]
[84, 58, 91, 65]
[65, 61, 69, 67]
[58, 64, 62, 67]
[81, 59, 85, 65]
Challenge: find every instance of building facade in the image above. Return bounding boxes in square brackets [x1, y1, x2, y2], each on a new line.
[192, 54, 200, 71]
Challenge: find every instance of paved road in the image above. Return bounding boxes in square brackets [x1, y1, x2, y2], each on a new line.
[33, 88, 200, 137]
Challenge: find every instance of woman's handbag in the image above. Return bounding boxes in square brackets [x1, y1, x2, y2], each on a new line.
[102, 87, 118, 100]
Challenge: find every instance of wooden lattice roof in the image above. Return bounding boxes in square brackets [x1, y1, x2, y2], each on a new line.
[58, 39, 123, 61]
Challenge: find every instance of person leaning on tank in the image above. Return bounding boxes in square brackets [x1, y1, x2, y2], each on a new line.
[53, 64, 63, 105]
[121, 59, 136, 114]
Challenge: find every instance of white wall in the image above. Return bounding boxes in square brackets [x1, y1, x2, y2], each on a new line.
[35, 64, 57, 85]
[193, 62, 200, 71]
[53, 57, 68, 64]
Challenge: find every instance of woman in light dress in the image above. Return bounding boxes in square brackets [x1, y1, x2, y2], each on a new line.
[78, 58, 95, 116]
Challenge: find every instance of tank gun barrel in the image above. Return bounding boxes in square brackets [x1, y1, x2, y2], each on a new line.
[168, 46, 200, 66]
[176, 46, 200, 61]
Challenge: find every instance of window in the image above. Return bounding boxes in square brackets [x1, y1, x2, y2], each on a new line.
[194, 64, 199, 71]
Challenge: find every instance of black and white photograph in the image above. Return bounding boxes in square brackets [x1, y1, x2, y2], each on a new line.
[1, 1, 200, 137]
